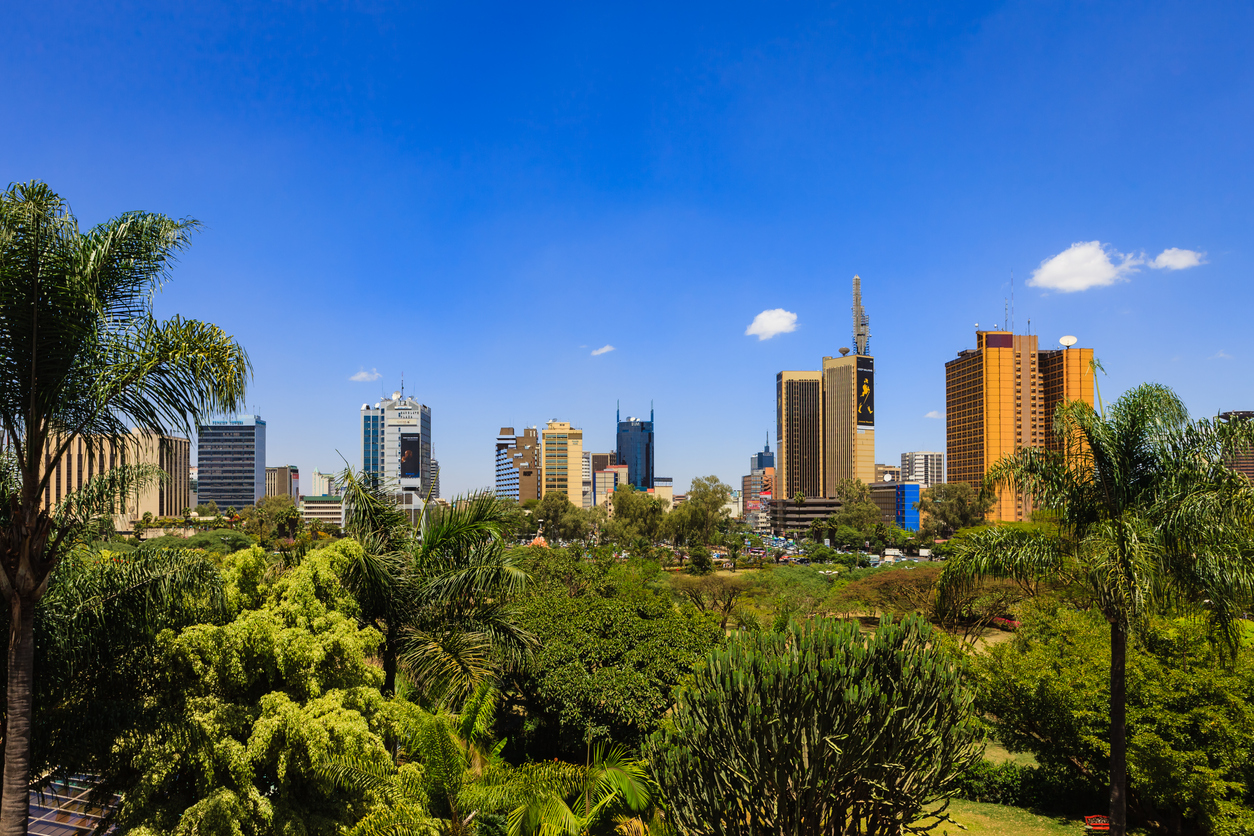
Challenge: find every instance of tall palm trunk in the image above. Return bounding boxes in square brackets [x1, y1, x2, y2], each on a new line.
[1109, 621, 1128, 836]
[2, 595, 36, 835]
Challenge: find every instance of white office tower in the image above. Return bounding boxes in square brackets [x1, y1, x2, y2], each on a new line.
[361, 392, 433, 514]
[900, 451, 944, 487]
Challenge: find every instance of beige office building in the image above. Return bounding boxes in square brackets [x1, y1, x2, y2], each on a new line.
[822, 353, 877, 493]
[541, 421, 584, 506]
[42, 431, 191, 527]
[266, 465, 299, 499]
[946, 330, 1094, 521]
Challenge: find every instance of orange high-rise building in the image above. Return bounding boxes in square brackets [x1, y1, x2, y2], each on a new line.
[945, 331, 1094, 521]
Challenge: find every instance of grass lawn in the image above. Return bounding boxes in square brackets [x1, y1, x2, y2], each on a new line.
[934, 799, 1080, 835]
[984, 739, 1039, 767]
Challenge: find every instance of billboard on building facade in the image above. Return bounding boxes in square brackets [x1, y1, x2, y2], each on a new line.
[400, 433, 421, 479]
[856, 357, 874, 426]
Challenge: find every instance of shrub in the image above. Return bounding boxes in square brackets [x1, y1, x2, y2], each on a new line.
[648, 615, 983, 835]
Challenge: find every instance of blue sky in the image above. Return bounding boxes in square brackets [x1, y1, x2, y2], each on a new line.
[4, 1, 1252, 496]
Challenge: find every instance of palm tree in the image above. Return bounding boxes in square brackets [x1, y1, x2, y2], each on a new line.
[467, 742, 653, 836]
[937, 384, 1254, 836]
[0, 182, 249, 834]
[339, 470, 535, 704]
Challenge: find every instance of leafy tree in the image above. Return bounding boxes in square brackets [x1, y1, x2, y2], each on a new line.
[0, 181, 249, 830]
[679, 476, 733, 546]
[510, 590, 720, 758]
[937, 384, 1254, 836]
[603, 485, 666, 544]
[669, 573, 757, 630]
[239, 494, 302, 545]
[117, 541, 398, 835]
[979, 605, 1254, 834]
[686, 545, 714, 576]
[916, 482, 994, 539]
[649, 615, 982, 835]
[534, 492, 589, 542]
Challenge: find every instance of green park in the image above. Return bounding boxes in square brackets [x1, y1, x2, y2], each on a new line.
[3, 185, 1254, 836]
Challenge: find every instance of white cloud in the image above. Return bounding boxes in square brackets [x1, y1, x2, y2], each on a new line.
[745, 308, 798, 340]
[924, 410, 942, 419]
[1029, 241, 1143, 293]
[591, 345, 615, 356]
[1149, 247, 1206, 270]
[350, 367, 382, 382]
[1213, 349, 1232, 359]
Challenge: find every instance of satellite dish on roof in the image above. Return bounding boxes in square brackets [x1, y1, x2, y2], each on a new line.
[1059, 335, 1078, 348]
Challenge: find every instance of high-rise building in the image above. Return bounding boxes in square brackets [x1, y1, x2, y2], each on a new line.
[901, 451, 944, 487]
[43, 431, 191, 524]
[946, 330, 1094, 521]
[429, 458, 441, 500]
[649, 476, 674, 509]
[615, 406, 654, 490]
[266, 465, 300, 499]
[541, 420, 584, 506]
[777, 276, 877, 500]
[197, 415, 266, 510]
[750, 437, 775, 472]
[776, 370, 823, 500]
[495, 427, 541, 503]
[361, 392, 432, 498]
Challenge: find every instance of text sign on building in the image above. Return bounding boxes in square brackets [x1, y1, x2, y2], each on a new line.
[400, 434, 421, 478]
[856, 356, 875, 426]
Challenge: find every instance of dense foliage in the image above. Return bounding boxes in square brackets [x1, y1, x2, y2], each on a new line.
[649, 614, 983, 835]
[979, 605, 1254, 835]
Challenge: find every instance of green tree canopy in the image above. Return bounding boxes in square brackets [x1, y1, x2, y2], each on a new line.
[916, 482, 994, 539]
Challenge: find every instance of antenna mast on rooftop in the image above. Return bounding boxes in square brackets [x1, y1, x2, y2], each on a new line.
[852, 275, 871, 356]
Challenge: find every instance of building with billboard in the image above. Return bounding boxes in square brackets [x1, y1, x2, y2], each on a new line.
[361, 392, 433, 501]
[901, 451, 944, 487]
[946, 331, 1094, 521]
[615, 406, 654, 490]
[197, 415, 266, 510]
[541, 420, 584, 506]
[776, 276, 876, 500]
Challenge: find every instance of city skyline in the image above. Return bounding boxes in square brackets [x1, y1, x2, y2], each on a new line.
[4, 3, 1251, 497]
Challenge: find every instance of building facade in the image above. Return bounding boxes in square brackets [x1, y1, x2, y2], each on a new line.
[616, 407, 654, 490]
[592, 463, 629, 509]
[776, 370, 823, 500]
[197, 415, 266, 510]
[541, 421, 584, 506]
[307, 468, 342, 497]
[362, 393, 433, 498]
[870, 481, 922, 531]
[750, 438, 775, 472]
[900, 451, 944, 487]
[874, 463, 901, 483]
[43, 431, 191, 525]
[300, 494, 344, 527]
[495, 427, 541, 503]
[265, 465, 300, 500]
[945, 331, 1094, 521]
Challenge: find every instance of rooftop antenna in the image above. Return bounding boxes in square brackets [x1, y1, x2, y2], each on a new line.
[401, 372, 404, 398]
[1011, 270, 1015, 332]
[852, 275, 870, 355]
[617, 400, 620, 425]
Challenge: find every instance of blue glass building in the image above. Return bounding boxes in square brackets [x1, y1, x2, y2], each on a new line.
[750, 436, 775, 472]
[615, 405, 654, 490]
